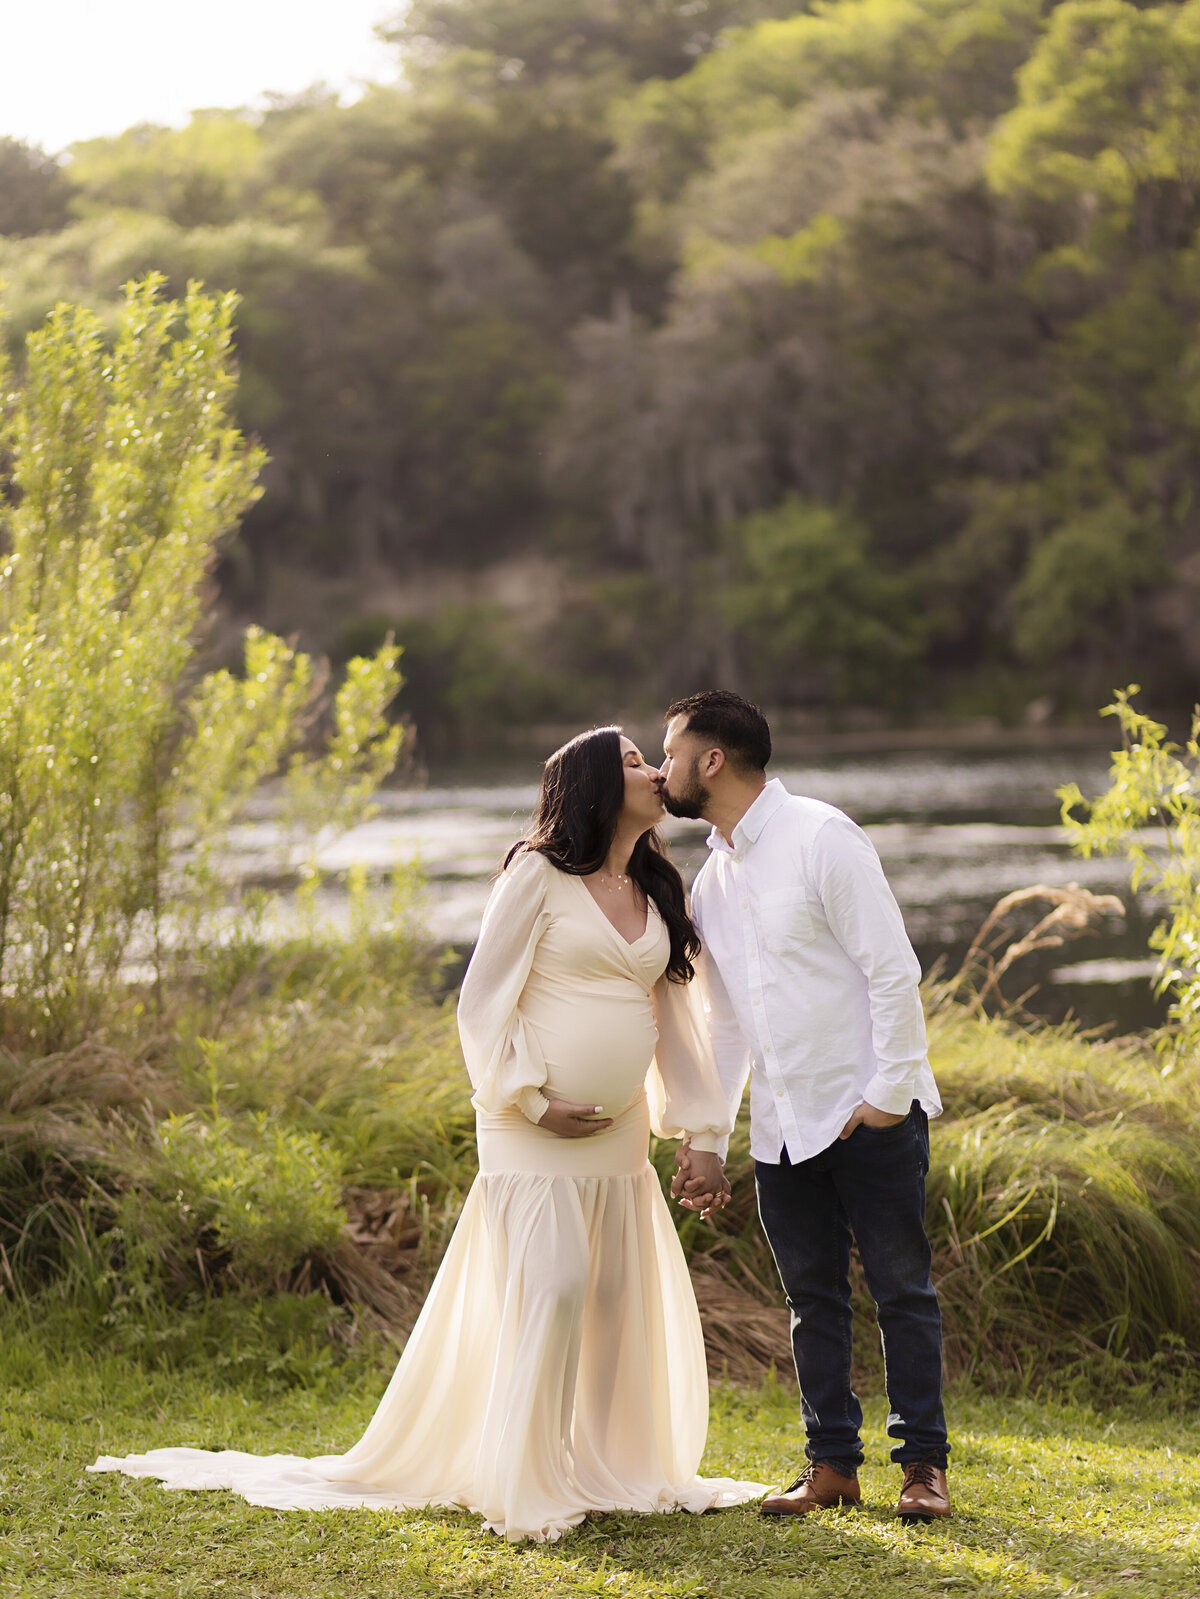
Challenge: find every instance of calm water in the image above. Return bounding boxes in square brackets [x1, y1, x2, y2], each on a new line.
[234, 745, 1166, 1035]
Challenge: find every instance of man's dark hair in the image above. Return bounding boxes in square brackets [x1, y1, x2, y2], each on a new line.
[665, 690, 772, 774]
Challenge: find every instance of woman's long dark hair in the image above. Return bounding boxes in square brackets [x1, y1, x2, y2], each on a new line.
[504, 726, 701, 983]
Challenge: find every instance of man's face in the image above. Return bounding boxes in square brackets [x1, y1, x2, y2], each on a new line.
[659, 715, 713, 821]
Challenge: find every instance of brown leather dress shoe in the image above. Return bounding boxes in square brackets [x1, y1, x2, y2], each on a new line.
[761, 1462, 862, 1515]
[897, 1459, 952, 1521]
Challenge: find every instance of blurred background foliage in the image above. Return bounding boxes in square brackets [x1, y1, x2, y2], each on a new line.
[4, 0, 1200, 750]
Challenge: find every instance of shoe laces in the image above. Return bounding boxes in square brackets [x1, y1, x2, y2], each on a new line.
[902, 1460, 941, 1490]
[782, 1462, 819, 1493]
[785, 1460, 855, 1493]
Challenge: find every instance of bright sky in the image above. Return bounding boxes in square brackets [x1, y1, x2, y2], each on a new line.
[5, 1, 403, 154]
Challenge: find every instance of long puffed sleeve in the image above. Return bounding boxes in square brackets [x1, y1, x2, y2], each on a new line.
[457, 850, 552, 1123]
[646, 972, 733, 1156]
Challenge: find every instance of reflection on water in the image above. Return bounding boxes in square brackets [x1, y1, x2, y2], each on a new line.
[246, 748, 1168, 1034]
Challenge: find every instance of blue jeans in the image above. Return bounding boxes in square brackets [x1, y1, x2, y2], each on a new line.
[754, 1103, 949, 1472]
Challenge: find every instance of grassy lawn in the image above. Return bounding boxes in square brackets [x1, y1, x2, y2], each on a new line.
[3, 1334, 1199, 1599]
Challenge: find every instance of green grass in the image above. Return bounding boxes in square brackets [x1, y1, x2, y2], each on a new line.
[3, 1323, 1200, 1599]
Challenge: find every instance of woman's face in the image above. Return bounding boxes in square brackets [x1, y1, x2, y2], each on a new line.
[618, 735, 665, 831]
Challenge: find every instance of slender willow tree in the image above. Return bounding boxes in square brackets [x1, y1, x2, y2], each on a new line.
[0, 278, 402, 1047]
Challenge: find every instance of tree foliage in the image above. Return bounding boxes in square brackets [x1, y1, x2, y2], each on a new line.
[723, 497, 922, 705]
[989, 0, 1200, 242]
[3, 0, 1200, 737]
[68, 115, 269, 230]
[0, 138, 73, 238]
[390, 0, 797, 89]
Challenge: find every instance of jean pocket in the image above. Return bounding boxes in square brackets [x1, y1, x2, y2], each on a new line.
[857, 1109, 913, 1138]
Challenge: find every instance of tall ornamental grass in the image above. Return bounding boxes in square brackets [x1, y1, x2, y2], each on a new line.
[925, 1010, 1200, 1384]
[0, 925, 469, 1371]
[9, 955, 1199, 1393]
[676, 1009, 1200, 1390]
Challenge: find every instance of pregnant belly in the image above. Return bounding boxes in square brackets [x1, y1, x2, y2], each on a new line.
[525, 1000, 658, 1113]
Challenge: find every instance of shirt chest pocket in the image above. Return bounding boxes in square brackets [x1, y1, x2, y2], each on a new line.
[755, 888, 819, 951]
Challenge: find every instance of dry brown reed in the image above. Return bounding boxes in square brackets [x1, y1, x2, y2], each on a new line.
[929, 882, 1126, 1017]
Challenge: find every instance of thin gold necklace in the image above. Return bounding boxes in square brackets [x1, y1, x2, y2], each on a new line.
[595, 868, 630, 895]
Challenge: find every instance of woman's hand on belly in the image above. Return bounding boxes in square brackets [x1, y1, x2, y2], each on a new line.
[537, 1096, 615, 1138]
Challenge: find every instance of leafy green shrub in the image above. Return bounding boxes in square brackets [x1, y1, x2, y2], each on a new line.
[128, 1112, 346, 1287]
[177, 984, 474, 1195]
[1060, 687, 1200, 1059]
[0, 1073, 348, 1309]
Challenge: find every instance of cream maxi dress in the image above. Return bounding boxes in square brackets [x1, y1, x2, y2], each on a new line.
[91, 850, 766, 1542]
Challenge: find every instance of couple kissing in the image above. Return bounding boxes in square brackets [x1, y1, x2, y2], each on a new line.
[92, 690, 950, 1543]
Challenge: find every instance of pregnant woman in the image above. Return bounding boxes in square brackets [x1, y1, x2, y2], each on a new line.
[92, 728, 764, 1541]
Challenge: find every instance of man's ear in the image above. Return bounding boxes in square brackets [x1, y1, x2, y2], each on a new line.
[703, 747, 726, 778]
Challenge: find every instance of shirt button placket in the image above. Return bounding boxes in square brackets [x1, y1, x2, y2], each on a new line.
[748, 918, 781, 1097]
[743, 864, 782, 1140]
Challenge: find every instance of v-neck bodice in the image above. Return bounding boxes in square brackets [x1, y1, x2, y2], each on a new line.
[503, 860, 670, 1112]
[457, 849, 729, 1167]
[573, 871, 656, 950]
[530, 866, 669, 989]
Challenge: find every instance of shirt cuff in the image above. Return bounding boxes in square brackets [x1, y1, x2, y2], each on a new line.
[687, 1131, 724, 1157]
[517, 1087, 550, 1124]
[862, 1069, 922, 1117]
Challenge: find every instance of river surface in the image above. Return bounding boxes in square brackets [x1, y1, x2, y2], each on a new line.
[224, 745, 1169, 1034]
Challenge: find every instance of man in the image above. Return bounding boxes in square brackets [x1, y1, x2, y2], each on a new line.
[660, 690, 951, 1522]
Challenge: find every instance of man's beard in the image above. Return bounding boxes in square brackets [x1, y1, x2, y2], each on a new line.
[661, 763, 710, 821]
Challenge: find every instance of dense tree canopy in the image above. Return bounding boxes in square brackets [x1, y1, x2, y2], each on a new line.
[2, 0, 1198, 742]
[0, 138, 73, 236]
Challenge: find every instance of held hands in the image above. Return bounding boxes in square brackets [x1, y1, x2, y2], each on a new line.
[838, 1100, 907, 1139]
[670, 1140, 731, 1221]
[538, 1096, 615, 1138]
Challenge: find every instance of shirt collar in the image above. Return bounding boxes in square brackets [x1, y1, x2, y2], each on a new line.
[704, 776, 789, 856]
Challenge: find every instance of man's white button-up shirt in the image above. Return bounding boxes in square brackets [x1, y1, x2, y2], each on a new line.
[690, 777, 941, 1164]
